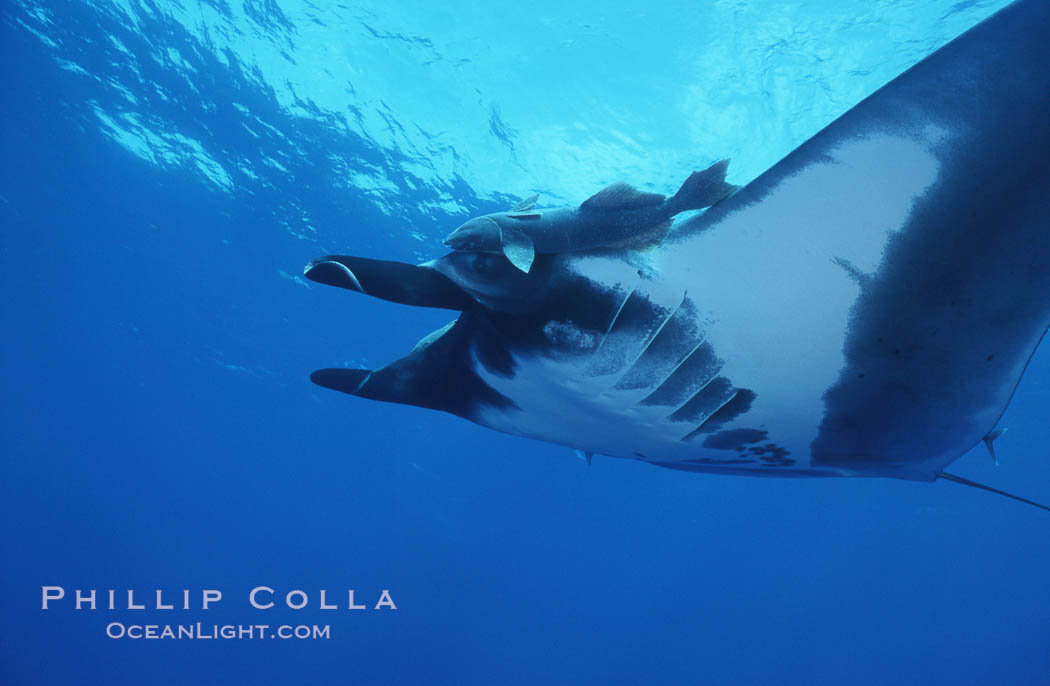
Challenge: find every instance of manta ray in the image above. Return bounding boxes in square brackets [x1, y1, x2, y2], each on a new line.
[304, 0, 1050, 510]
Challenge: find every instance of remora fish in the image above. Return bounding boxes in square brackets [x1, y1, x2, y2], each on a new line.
[304, 0, 1050, 509]
[443, 160, 738, 273]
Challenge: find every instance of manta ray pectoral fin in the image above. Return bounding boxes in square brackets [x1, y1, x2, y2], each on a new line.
[510, 193, 539, 212]
[580, 182, 665, 211]
[664, 159, 741, 215]
[501, 226, 535, 273]
[982, 427, 1008, 466]
[304, 255, 477, 310]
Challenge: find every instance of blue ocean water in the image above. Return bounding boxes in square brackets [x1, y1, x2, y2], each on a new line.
[2, 0, 1048, 684]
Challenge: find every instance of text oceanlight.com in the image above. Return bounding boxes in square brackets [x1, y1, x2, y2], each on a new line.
[105, 623, 331, 640]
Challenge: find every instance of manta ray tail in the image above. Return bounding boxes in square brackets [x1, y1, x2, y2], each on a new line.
[665, 159, 740, 215]
[936, 471, 1050, 513]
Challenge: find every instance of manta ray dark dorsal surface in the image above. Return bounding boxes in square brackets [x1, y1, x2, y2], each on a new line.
[661, 0, 1050, 479]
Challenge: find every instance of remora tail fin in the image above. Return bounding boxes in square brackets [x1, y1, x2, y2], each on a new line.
[665, 159, 740, 215]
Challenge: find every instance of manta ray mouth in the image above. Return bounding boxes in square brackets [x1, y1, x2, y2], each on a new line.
[304, 255, 477, 311]
[305, 253, 516, 415]
[304, 253, 494, 408]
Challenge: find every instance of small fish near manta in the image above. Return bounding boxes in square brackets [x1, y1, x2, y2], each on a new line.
[443, 159, 738, 273]
[304, 0, 1050, 512]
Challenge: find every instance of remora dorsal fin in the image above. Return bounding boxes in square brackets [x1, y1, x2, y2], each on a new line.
[501, 226, 535, 273]
[580, 182, 665, 211]
[510, 194, 539, 212]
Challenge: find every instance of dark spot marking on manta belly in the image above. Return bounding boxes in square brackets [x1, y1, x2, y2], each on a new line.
[751, 443, 794, 466]
[701, 428, 768, 450]
[688, 417, 794, 467]
[542, 320, 601, 355]
[514, 272, 628, 353]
